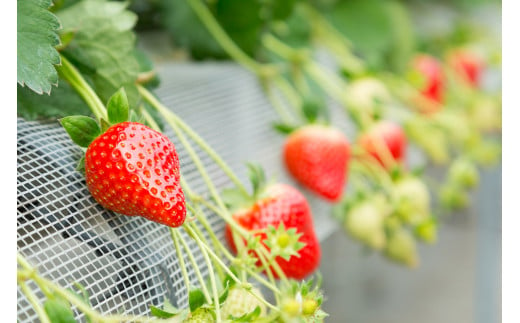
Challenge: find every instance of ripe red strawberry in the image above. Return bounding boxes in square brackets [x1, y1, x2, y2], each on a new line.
[225, 183, 321, 280]
[411, 54, 445, 111]
[283, 125, 351, 202]
[84, 122, 186, 227]
[447, 49, 484, 88]
[358, 121, 407, 170]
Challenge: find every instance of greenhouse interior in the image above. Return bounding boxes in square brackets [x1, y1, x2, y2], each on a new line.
[17, 0, 502, 322]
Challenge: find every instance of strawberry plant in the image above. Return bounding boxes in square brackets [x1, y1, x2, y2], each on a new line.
[17, 1, 328, 322]
[171, 0, 500, 270]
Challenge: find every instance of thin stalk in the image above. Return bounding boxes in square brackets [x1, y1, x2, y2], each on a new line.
[18, 282, 51, 323]
[186, 224, 281, 313]
[184, 223, 222, 322]
[186, 0, 266, 76]
[175, 230, 213, 305]
[138, 85, 249, 196]
[57, 55, 107, 121]
[184, 201, 226, 281]
[170, 229, 191, 290]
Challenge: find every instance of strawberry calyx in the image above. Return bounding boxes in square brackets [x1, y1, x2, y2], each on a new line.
[263, 223, 306, 261]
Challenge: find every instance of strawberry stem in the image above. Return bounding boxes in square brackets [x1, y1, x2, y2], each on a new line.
[138, 85, 249, 197]
[17, 254, 171, 323]
[173, 229, 213, 304]
[169, 228, 191, 290]
[183, 223, 223, 322]
[18, 281, 51, 323]
[186, 0, 270, 77]
[56, 55, 108, 122]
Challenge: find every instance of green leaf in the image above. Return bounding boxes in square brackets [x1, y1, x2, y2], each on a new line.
[17, 0, 61, 95]
[43, 297, 76, 323]
[188, 289, 206, 312]
[218, 281, 230, 304]
[56, 0, 141, 108]
[17, 81, 91, 120]
[149, 305, 177, 319]
[60, 116, 100, 148]
[326, 0, 415, 72]
[107, 88, 129, 125]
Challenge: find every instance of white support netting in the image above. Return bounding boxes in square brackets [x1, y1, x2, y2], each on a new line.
[17, 62, 340, 322]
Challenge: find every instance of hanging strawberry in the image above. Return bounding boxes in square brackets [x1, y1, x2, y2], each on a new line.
[60, 88, 186, 228]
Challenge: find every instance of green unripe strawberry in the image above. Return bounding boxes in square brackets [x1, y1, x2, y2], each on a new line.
[184, 308, 215, 323]
[282, 299, 301, 317]
[344, 201, 386, 250]
[302, 298, 319, 316]
[414, 217, 438, 244]
[440, 183, 469, 210]
[393, 176, 431, 225]
[384, 229, 419, 268]
[448, 158, 479, 189]
[220, 286, 266, 320]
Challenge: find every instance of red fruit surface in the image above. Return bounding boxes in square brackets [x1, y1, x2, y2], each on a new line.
[84, 122, 186, 227]
[412, 54, 445, 104]
[358, 121, 407, 169]
[283, 125, 351, 202]
[448, 49, 484, 88]
[225, 183, 321, 280]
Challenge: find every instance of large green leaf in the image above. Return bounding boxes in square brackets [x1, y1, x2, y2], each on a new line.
[57, 0, 141, 107]
[17, 0, 61, 94]
[326, 0, 415, 72]
[159, 0, 297, 60]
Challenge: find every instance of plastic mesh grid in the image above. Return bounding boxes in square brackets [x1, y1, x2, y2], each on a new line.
[17, 62, 341, 321]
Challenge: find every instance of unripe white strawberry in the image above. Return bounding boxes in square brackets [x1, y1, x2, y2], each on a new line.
[220, 286, 266, 320]
[393, 176, 431, 225]
[345, 201, 387, 250]
[184, 308, 215, 323]
[384, 229, 419, 268]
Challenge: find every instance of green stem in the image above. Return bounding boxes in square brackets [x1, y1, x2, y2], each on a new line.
[186, 0, 267, 76]
[17, 254, 171, 323]
[170, 228, 191, 290]
[138, 86, 249, 196]
[19, 282, 51, 323]
[184, 223, 222, 322]
[57, 54, 108, 121]
[186, 223, 280, 313]
[175, 230, 213, 305]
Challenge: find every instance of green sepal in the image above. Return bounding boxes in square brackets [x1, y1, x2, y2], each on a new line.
[43, 296, 76, 323]
[263, 223, 305, 261]
[188, 288, 206, 312]
[107, 87, 130, 125]
[246, 162, 266, 198]
[129, 109, 144, 123]
[272, 122, 299, 135]
[301, 95, 328, 124]
[221, 187, 254, 214]
[60, 116, 100, 148]
[76, 156, 86, 174]
[230, 305, 262, 322]
[99, 118, 111, 133]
